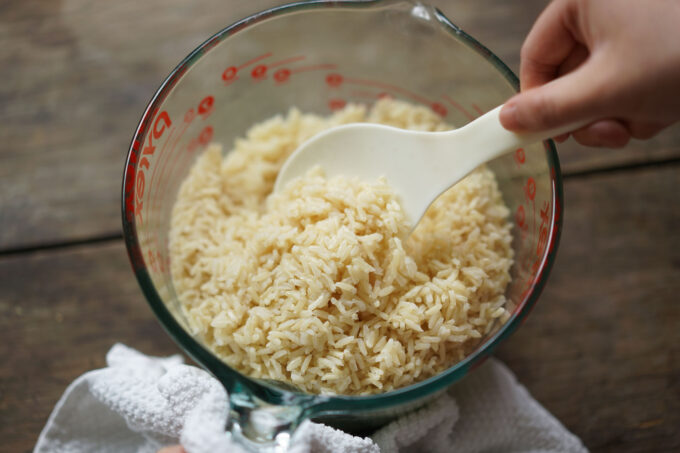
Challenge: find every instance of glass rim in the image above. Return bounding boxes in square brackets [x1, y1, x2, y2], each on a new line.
[121, 0, 563, 412]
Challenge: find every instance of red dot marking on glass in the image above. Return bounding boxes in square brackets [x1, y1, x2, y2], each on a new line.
[431, 102, 448, 117]
[525, 177, 536, 201]
[442, 94, 474, 120]
[198, 96, 214, 117]
[515, 204, 526, 228]
[325, 73, 344, 87]
[198, 125, 214, 146]
[251, 64, 267, 79]
[222, 66, 238, 83]
[328, 98, 347, 111]
[514, 148, 525, 165]
[378, 92, 392, 99]
[222, 52, 273, 84]
[274, 68, 291, 83]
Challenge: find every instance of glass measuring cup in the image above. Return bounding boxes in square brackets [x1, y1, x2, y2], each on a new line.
[121, 0, 563, 450]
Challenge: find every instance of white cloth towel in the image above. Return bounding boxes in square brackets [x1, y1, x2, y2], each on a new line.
[34, 344, 587, 453]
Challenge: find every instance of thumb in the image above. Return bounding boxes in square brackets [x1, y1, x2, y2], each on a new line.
[500, 60, 607, 132]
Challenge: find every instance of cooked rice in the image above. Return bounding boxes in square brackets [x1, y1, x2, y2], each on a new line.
[169, 99, 513, 395]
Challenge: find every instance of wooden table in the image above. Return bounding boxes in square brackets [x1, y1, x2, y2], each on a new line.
[1, 1, 678, 451]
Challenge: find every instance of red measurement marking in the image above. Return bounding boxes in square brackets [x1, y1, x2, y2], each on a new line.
[291, 64, 337, 74]
[251, 64, 267, 80]
[515, 205, 527, 230]
[237, 52, 272, 70]
[326, 73, 344, 87]
[525, 177, 536, 201]
[152, 112, 172, 140]
[378, 92, 392, 99]
[269, 55, 305, 68]
[135, 168, 146, 225]
[184, 108, 196, 123]
[198, 96, 214, 117]
[132, 110, 170, 223]
[274, 68, 291, 83]
[132, 138, 141, 153]
[198, 125, 213, 145]
[443, 94, 474, 120]
[222, 52, 273, 84]
[472, 104, 484, 116]
[516, 177, 547, 303]
[328, 98, 347, 110]
[430, 102, 448, 117]
[222, 66, 238, 83]
[514, 148, 525, 166]
[343, 76, 432, 105]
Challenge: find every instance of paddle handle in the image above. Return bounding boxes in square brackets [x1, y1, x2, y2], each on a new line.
[450, 105, 591, 164]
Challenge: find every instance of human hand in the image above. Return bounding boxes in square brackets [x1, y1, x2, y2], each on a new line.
[499, 0, 680, 147]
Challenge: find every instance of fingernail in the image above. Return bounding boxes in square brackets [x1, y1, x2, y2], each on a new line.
[499, 103, 522, 131]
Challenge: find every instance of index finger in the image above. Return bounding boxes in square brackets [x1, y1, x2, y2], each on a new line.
[520, 0, 583, 90]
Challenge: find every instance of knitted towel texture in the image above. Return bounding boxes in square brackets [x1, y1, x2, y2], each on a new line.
[34, 344, 587, 453]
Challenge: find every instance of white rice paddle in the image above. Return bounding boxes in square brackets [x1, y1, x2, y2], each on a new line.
[275, 105, 583, 228]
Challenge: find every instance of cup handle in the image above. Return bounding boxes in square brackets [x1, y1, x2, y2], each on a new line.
[227, 383, 309, 452]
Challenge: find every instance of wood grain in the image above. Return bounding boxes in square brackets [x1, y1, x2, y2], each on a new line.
[0, 241, 177, 453]
[1, 165, 678, 452]
[497, 164, 680, 452]
[0, 0, 281, 251]
[1, 0, 678, 251]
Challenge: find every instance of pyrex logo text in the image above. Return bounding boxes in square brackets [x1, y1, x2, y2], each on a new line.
[125, 110, 172, 224]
